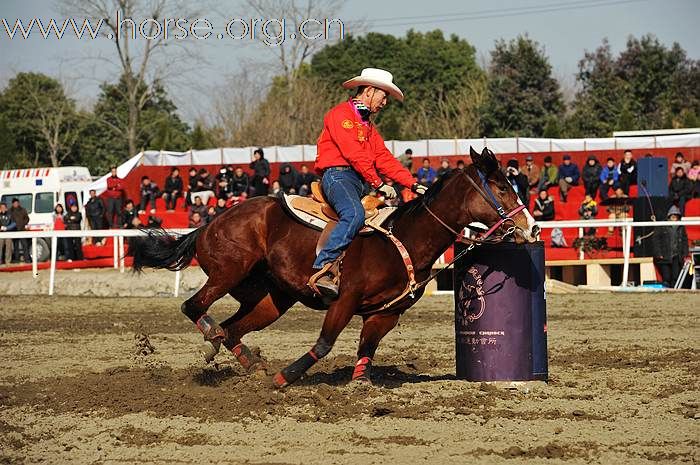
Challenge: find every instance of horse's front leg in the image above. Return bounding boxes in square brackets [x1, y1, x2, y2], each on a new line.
[272, 294, 358, 388]
[352, 313, 400, 383]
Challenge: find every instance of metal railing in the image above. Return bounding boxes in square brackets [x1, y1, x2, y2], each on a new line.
[1, 218, 699, 295]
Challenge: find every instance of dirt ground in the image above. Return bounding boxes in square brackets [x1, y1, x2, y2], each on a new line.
[0, 288, 698, 464]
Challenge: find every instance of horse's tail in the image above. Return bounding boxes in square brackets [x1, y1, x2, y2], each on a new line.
[128, 226, 205, 272]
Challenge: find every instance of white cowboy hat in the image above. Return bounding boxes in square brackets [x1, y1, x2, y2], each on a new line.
[342, 68, 404, 102]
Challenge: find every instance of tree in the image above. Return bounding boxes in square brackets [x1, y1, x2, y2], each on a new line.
[77, 75, 190, 173]
[570, 35, 699, 136]
[310, 30, 484, 139]
[0, 72, 79, 167]
[238, 0, 347, 143]
[60, 0, 204, 157]
[0, 114, 19, 169]
[481, 35, 563, 137]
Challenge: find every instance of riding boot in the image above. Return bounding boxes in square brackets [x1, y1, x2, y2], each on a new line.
[309, 257, 342, 300]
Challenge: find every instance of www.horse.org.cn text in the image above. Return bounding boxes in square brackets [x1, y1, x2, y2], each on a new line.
[1, 12, 345, 46]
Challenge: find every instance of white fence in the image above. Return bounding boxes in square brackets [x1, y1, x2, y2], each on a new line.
[1, 219, 699, 296]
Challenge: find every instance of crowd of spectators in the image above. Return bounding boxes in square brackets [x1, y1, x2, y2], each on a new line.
[1, 147, 698, 268]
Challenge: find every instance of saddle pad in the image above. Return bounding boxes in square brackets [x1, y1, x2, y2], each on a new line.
[281, 194, 397, 234]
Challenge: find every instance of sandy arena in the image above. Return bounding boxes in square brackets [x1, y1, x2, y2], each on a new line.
[0, 270, 698, 464]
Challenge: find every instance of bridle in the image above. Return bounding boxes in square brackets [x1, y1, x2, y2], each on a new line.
[366, 166, 529, 315]
[423, 167, 527, 245]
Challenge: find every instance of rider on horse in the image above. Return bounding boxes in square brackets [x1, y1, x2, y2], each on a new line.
[311, 68, 428, 299]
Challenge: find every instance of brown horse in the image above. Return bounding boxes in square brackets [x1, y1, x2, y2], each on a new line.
[129, 147, 537, 387]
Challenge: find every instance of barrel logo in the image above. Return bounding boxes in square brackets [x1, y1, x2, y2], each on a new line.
[457, 266, 486, 325]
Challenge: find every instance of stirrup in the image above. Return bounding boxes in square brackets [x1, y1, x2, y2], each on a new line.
[308, 255, 343, 296]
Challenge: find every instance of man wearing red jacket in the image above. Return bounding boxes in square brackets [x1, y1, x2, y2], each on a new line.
[104, 166, 125, 228]
[311, 68, 427, 299]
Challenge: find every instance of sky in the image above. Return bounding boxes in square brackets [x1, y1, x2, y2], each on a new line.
[1, 0, 698, 123]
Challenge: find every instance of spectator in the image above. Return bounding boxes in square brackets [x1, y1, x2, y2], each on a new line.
[216, 167, 234, 200]
[0, 202, 16, 266]
[138, 176, 159, 214]
[216, 166, 233, 184]
[130, 216, 143, 229]
[399, 148, 413, 171]
[578, 194, 598, 236]
[538, 156, 558, 191]
[185, 167, 199, 210]
[104, 166, 124, 228]
[9, 198, 31, 263]
[416, 158, 436, 186]
[146, 215, 162, 229]
[121, 200, 138, 229]
[606, 187, 630, 235]
[215, 197, 228, 216]
[279, 163, 299, 194]
[687, 160, 700, 198]
[162, 168, 183, 211]
[52, 204, 67, 260]
[582, 155, 602, 198]
[523, 155, 541, 192]
[206, 206, 217, 224]
[85, 189, 106, 246]
[269, 180, 282, 197]
[249, 148, 270, 196]
[192, 168, 215, 205]
[652, 205, 689, 288]
[669, 166, 693, 215]
[231, 167, 250, 197]
[436, 159, 452, 180]
[296, 164, 318, 197]
[532, 189, 555, 221]
[557, 154, 580, 202]
[505, 159, 529, 205]
[599, 157, 619, 200]
[189, 196, 208, 220]
[670, 152, 691, 175]
[617, 150, 637, 195]
[63, 203, 83, 262]
[189, 211, 204, 228]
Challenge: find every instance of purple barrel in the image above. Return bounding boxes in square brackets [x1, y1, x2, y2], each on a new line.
[453, 241, 548, 382]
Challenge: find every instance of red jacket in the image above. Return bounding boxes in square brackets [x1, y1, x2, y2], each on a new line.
[104, 176, 124, 199]
[315, 100, 415, 189]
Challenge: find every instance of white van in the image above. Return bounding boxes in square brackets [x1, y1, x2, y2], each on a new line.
[0, 166, 94, 260]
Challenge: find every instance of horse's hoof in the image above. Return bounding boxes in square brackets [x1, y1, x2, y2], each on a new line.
[272, 371, 289, 389]
[200, 340, 220, 363]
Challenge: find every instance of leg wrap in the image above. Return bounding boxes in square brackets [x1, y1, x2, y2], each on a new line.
[231, 343, 260, 370]
[352, 357, 372, 382]
[273, 352, 318, 388]
[311, 338, 332, 359]
[195, 314, 225, 341]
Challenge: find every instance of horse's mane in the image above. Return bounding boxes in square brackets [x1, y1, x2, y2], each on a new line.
[386, 168, 462, 225]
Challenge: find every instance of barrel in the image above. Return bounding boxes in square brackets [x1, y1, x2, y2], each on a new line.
[453, 241, 548, 382]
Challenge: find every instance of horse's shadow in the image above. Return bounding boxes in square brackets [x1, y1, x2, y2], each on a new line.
[191, 364, 454, 389]
[298, 365, 455, 389]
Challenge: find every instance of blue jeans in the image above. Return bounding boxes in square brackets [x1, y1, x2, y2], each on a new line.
[313, 167, 365, 269]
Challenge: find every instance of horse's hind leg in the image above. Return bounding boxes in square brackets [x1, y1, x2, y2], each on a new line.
[220, 283, 296, 370]
[181, 277, 237, 361]
[352, 313, 400, 383]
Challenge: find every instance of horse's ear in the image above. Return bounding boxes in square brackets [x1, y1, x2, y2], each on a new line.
[472, 146, 498, 173]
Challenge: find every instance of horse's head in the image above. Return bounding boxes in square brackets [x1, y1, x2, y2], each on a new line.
[462, 146, 538, 244]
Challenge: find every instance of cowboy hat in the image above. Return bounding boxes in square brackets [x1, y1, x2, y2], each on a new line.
[342, 68, 404, 102]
